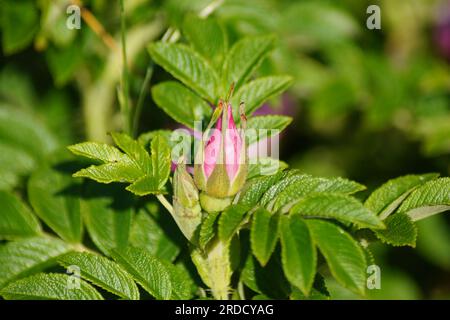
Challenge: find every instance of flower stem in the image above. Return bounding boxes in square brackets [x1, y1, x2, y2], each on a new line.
[132, 62, 154, 138]
[119, 0, 131, 135]
[156, 194, 174, 215]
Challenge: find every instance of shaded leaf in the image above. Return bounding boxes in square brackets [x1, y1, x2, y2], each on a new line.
[250, 208, 280, 266]
[218, 204, 250, 242]
[375, 213, 417, 247]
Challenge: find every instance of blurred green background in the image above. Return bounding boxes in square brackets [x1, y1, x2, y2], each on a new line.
[1, 0, 449, 299]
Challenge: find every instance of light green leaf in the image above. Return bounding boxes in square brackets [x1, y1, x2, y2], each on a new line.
[58, 252, 139, 300]
[251, 208, 280, 266]
[222, 35, 275, 91]
[151, 134, 171, 189]
[0, 273, 103, 300]
[67, 142, 127, 163]
[398, 178, 450, 221]
[290, 193, 384, 229]
[129, 210, 180, 262]
[110, 132, 152, 176]
[198, 211, 220, 250]
[232, 76, 293, 116]
[152, 81, 212, 129]
[247, 158, 288, 179]
[81, 183, 133, 256]
[246, 115, 292, 145]
[280, 215, 316, 295]
[0, 191, 41, 239]
[183, 15, 228, 68]
[238, 170, 288, 207]
[0, 236, 72, 289]
[306, 219, 366, 295]
[259, 171, 310, 206]
[218, 204, 250, 242]
[148, 42, 218, 102]
[375, 213, 417, 247]
[126, 175, 160, 195]
[1, 0, 39, 55]
[271, 175, 366, 212]
[28, 166, 82, 243]
[74, 162, 142, 184]
[111, 247, 172, 300]
[364, 173, 439, 219]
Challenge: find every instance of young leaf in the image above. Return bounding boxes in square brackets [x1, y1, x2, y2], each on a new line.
[28, 166, 82, 243]
[232, 76, 293, 116]
[74, 162, 142, 184]
[111, 247, 172, 300]
[68, 142, 127, 163]
[306, 219, 366, 295]
[246, 115, 292, 145]
[0, 236, 72, 289]
[151, 134, 171, 189]
[364, 173, 439, 219]
[247, 158, 288, 179]
[0, 273, 103, 300]
[251, 208, 280, 266]
[198, 211, 220, 250]
[222, 35, 275, 91]
[280, 215, 316, 295]
[272, 176, 366, 212]
[374, 213, 417, 247]
[152, 81, 212, 129]
[110, 132, 152, 175]
[290, 193, 384, 229]
[81, 183, 133, 256]
[129, 210, 180, 262]
[148, 42, 219, 102]
[182, 15, 228, 68]
[0, 191, 41, 240]
[238, 170, 288, 207]
[218, 204, 250, 242]
[58, 252, 140, 300]
[397, 178, 450, 221]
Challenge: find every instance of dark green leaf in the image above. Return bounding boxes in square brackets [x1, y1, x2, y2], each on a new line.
[218, 204, 250, 242]
[250, 208, 280, 266]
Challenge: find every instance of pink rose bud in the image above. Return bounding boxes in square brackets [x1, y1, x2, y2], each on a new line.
[194, 100, 248, 210]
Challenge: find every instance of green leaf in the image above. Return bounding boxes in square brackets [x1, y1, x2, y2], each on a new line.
[290, 193, 384, 229]
[182, 15, 228, 68]
[111, 247, 172, 300]
[151, 134, 171, 189]
[0, 273, 103, 300]
[364, 173, 439, 219]
[28, 166, 82, 243]
[58, 252, 140, 300]
[222, 35, 275, 91]
[81, 183, 133, 256]
[290, 274, 330, 300]
[238, 170, 288, 207]
[271, 175, 366, 212]
[246, 115, 292, 145]
[280, 215, 316, 295]
[74, 162, 142, 184]
[398, 178, 450, 221]
[375, 213, 417, 247]
[68, 142, 127, 163]
[259, 171, 310, 206]
[247, 158, 288, 179]
[0, 108, 58, 162]
[148, 42, 218, 102]
[251, 208, 280, 266]
[111, 132, 152, 175]
[0, 236, 72, 289]
[232, 76, 293, 116]
[241, 253, 290, 299]
[1, 0, 39, 55]
[129, 210, 180, 262]
[0, 191, 41, 239]
[306, 219, 366, 295]
[218, 204, 250, 242]
[152, 81, 212, 129]
[198, 211, 220, 250]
